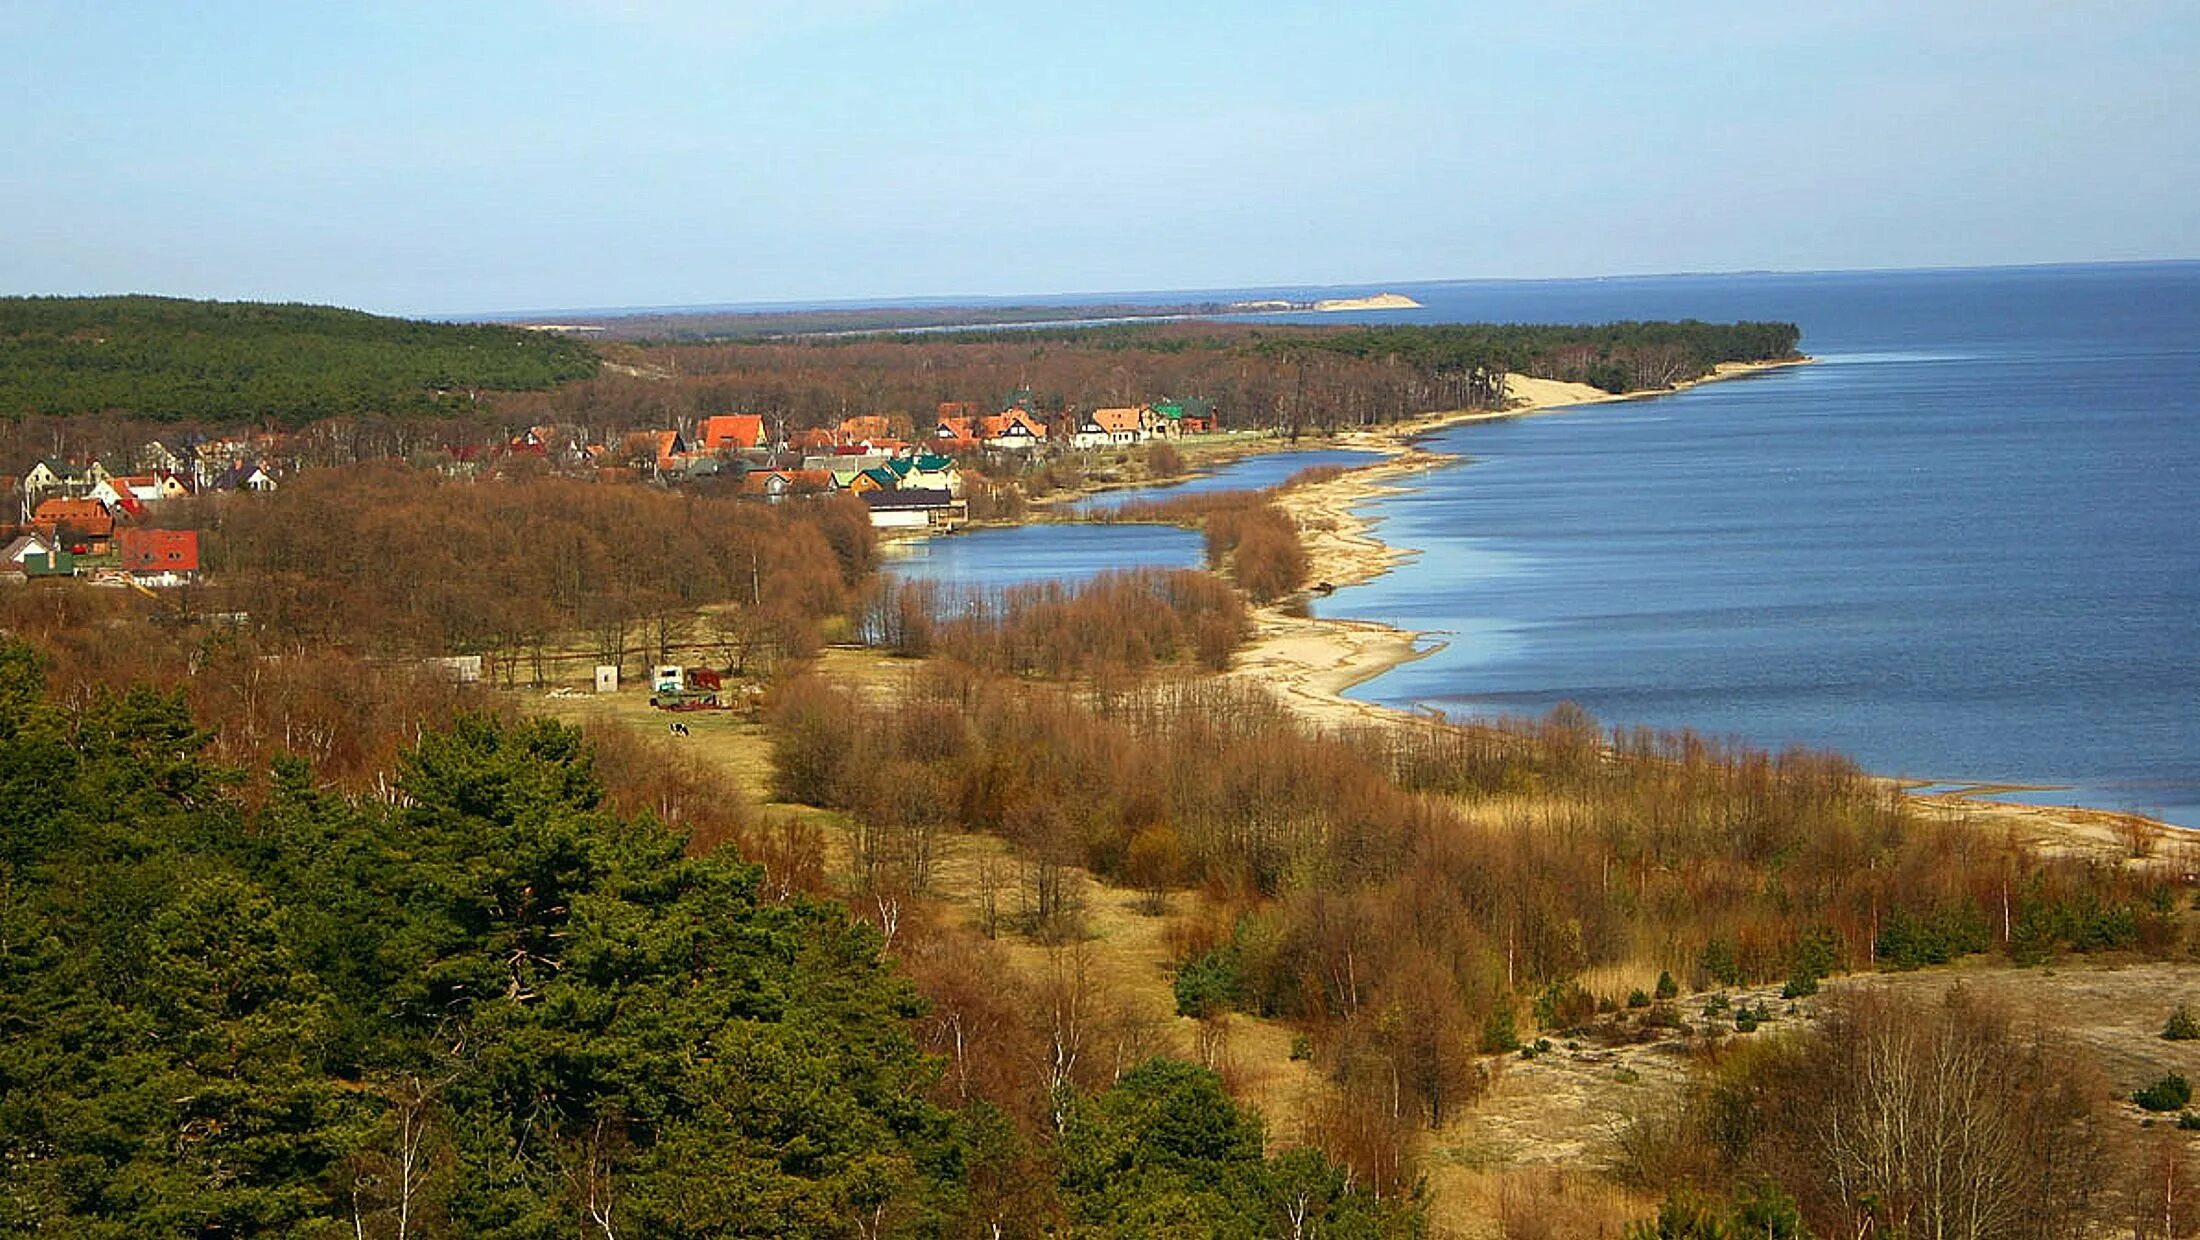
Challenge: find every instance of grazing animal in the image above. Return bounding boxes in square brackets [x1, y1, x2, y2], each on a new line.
[668, 721, 690, 737]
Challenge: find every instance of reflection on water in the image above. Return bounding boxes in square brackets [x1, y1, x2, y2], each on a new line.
[887, 447, 1378, 591]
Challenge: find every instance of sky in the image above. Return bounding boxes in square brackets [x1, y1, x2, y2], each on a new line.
[4, 0, 2196, 316]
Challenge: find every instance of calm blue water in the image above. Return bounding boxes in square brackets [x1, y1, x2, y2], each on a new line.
[886, 448, 1377, 590]
[883, 522, 1203, 592]
[1066, 447, 1378, 514]
[1318, 263, 2200, 825]
[885, 263, 2200, 825]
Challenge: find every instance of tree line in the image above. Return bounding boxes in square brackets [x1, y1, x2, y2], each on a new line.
[177, 464, 876, 680]
[0, 296, 598, 425]
[860, 569, 1249, 682]
[488, 318, 1800, 440]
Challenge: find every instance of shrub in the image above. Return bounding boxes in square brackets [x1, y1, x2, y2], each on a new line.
[1783, 927, 1837, 997]
[2182, 1112, 2200, 1131]
[1875, 905, 1991, 970]
[2134, 1073, 2192, 1113]
[1480, 998, 1521, 1053]
[1535, 980, 1599, 1032]
[2164, 1005, 2200, 1041]
[1699, 939, 1741, 987]
[1654, 970, 1679, 1000]
[1143, 441, 1185, 478]
[1627, 989, 1652, 1009]
[1173, 947, 1244, 1019]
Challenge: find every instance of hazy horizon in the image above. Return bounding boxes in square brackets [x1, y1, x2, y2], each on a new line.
[7, 2, 2196, 316]
[448, 257, 2199, 323]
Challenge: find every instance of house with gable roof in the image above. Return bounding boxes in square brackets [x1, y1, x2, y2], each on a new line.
[904, 453, 960, 494]
[31, 498, 116, 555]
[117, 528, 200, 587]
[1150, 397, 1215, 436]
[22, 458, 102, 518]
[1071, 406, 1154, 449]
[209, 462, 278, 493]
[0, 531, 54, 578]
[860, 487, 966, 531]
[982, 409, 1047, 451]
[698, 414, 769, 454]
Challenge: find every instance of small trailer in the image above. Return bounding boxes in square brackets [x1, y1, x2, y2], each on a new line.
[649, 665, 731, 710]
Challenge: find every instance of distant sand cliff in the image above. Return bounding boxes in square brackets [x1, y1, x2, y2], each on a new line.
[1312, 292, 1422, 312]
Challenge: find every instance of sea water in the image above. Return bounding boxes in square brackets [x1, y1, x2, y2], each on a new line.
[1315, 263, 2200, 825]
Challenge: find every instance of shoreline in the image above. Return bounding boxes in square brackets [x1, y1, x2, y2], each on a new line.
[1239, 358, 2185, 840]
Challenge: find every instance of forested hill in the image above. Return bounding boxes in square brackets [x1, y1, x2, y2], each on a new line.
[1251, 320, 1804, 393]
[0, 296, 599, 425]
[928, 319, 1804, 397]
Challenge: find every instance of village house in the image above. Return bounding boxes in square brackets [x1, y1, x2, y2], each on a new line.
[838, 414, 898, 442]
[898, 453, 961, 494]
[22, 458, 104, 518]
[31, 498, 116, 556]
[697, 414, 768, 454]
[0, 531, 54, 579]
[738, 468, 834, 501]
[1150, 397, 1215, 436]
[208, 462, 278, 493]
[936, 409, 1048, 452]
[860, 487, 965, 531]
[90, 471, 192, 513]
[504, 427, 554, 458]
[136, 439, 194, 474]
[116, 528, 200, 587]
[804, 452, 890, 474]
[1071, 406, 1155, 449]
[193, 434, 284, 486]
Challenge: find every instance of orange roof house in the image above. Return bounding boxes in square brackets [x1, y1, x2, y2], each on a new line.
[698, 414, 767, 453]
[985, 410, 1047, 443]
[119, 528, 200, 577]
[1094, 407, 1145, 436]
[647, 429, 690, 470]
[838, 414, 897, 441]
[31, 498, 114, 542]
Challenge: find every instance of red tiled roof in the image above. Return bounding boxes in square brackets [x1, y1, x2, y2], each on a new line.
[32, 498, 113, 537]
[118, 528, 198, 573]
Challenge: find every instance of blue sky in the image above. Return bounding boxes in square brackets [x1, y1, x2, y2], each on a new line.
[4, 0, 2194, 315]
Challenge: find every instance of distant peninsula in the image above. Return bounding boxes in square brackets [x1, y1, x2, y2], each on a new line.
[502, 292, 1425, 342]
[1314, 292, 1422, 312]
